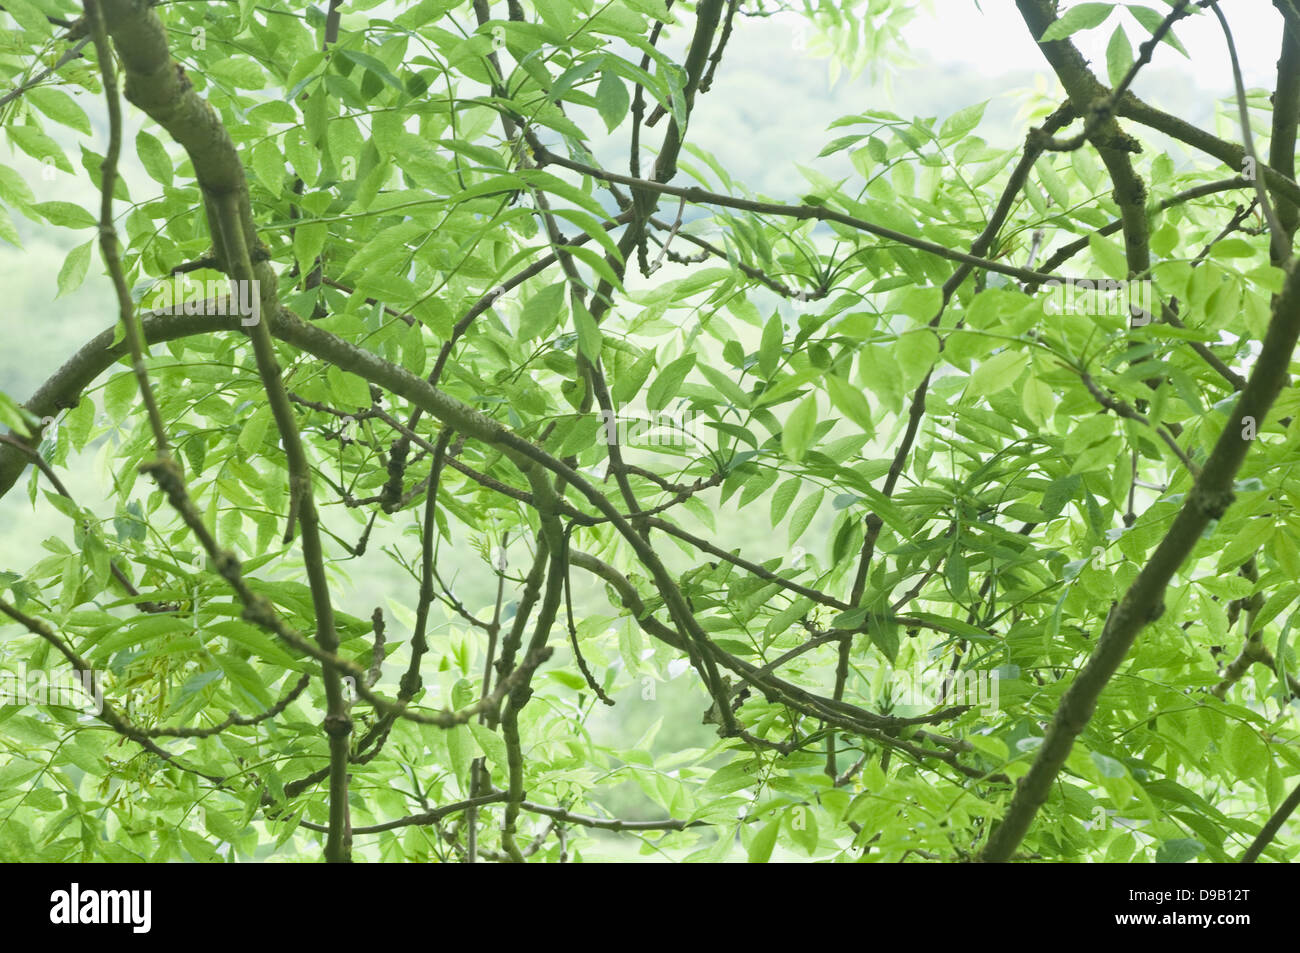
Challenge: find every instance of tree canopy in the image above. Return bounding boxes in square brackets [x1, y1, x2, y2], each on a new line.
[1, 0, 1299, 863]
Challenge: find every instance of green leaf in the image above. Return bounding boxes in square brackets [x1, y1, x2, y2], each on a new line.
[336, 48, 402, 89]
[697, 363, 752, 410]
[867, 614, 899, 663]
[0, 393, 32, 437]
[1154, 839, 1203, 863]
[747, 817, 780, 863]
[646, 352, 696, 412]
[1089, 232, 1130, 280]
[0, 164, 34, 208]
[970, 348, 1028, 397]
[215, 654, 274, 707]
[547, 669, 589, 691]
[209, 56, 268, 90]
[32, 201, 96, 230]
[1039, 3, 1115, 42]
[825, 374, 874, 435]
[612, 348, 656, 404]
[6, 125, 73, 172]
[1035, 158, 1070, 209]
[573, 300, 603, 361]
[787, 488, 824, 546]
[819, 134, 867, 158]
[135, 130, 174, 186]
[2, 0, 53, 37]
[770, 476, 800, 526]
[293, 222, 327, 276]
[1150, 221, 1179, 257]
[895, 328, 939, 389]
[1209, 237, 1256, 259]
[1129, 5, 1190, 57]
[0, 205, 19, 247]
[326, 365, 372, 409]
[55, 241, 92, 298]
[946, 549, 969, 599]
[519, 281, 566, 341]
[237, 407, 271, 454]
[467, 722, 509, 768]
[1090, 751, 1126, 778]
[203, 806, 244, 844]
[621, 0, 673, 19]
[857, 345, 903, 415]
[303, 82, 331, 146]
[701, 760, 762, 797]
[1022, 371, 1055, 428]
[446, 725, 475, 789]
[1225, 723, 1268, 777]
[595, 68, 630, 131]
[251, 139, 286, 194]
[940, 101, 986, 142]
[1105, 25, 1134, 88]
[781, 394, 818, 462]
[758, 312, 783, 379]
[548, 58, 601, 103]
[28, 87, 91, 136]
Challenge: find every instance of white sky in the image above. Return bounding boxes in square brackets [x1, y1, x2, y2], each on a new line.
[901, 0, 1278, 87]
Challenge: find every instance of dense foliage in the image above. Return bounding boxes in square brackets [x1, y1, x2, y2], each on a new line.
[1, 0, 1299, 863]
